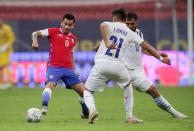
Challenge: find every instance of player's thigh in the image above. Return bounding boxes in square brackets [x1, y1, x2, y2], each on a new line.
[61, 69, 81, 89]
[71, 82, 85, 96]
[110, 64, 131, 88]
[85, 65, 107, 92]
[0, 53, 9, 67]
[114, 71, 131, 88]
[45, 67, 63, 86]
[96, 62, 131, 89]
[132, 69, 152, 92]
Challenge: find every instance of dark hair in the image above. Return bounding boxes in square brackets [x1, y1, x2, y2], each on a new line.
[126, 12, 138, 20]
[111, 8, 126, 21]
[62, 13, 75, 23]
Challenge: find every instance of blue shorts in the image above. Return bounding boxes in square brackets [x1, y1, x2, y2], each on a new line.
[45, 66, 81, 89]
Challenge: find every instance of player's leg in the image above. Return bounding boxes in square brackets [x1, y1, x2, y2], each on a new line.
[41, 67, 59, 115]
[114, 64, 143, 123]
[0, 67, 4, 88]
[70, 82, 89, 119]
[133, 68, 187, 118]
[146, 85, 187, 118]
[84, 89, 98, 124]
[61, 68, 89, 119]
[2, 65, 11, 87]
[83, 64, 107, 124]
[41, 82, 56, 114]
[124, 84, 143, 123]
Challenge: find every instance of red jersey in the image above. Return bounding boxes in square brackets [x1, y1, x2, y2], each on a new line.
[47, 28, 76, 69]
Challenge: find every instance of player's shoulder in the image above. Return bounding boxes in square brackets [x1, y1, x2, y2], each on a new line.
[3, 24, 12, 31]
[100, 21, 112, 27]
[68, 32, 77, 39]
[48, 27, 59, 32]
[136, 29, 143, 34]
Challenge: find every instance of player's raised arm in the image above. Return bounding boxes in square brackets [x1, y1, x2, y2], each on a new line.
[31, 29, 48, 50]
[100, 22, 116, 49]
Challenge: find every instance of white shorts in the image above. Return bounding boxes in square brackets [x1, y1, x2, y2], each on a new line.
[126, 67, 152, 92]
[85, 61, 131, 92]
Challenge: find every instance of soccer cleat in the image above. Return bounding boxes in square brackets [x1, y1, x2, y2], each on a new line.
[88, 110, 98, 124]
[81, 113, 89, 119]
[172, 111, 188, 119]
[125, 117, 143, 124]
[41, 106, 48, 115]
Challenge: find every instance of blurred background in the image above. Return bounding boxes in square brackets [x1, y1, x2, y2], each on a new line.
[0, 0, 193, 88]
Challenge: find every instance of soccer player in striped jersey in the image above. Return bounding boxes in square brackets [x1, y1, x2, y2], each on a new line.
[31, 13, 89, 119]
[124, 12, 187, 122]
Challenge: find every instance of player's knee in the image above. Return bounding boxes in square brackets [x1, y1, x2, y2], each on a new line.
[147, 86, 160, 98]
[45, 82, 56, 89]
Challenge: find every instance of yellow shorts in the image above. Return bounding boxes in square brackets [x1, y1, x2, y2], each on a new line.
[0, 52, 11, 67]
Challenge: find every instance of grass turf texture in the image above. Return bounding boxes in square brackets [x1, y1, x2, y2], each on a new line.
[0, 86, 193, 131]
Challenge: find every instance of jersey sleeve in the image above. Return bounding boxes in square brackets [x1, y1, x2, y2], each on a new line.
[39, 29, 48, 37]
[128, 30, 144, 45]
[139, 30, 144, 40]
[47, 28, 59, 38]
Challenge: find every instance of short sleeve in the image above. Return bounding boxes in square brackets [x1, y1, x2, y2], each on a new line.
[128, 30, 144, 45]
[39, 29, 48, 37]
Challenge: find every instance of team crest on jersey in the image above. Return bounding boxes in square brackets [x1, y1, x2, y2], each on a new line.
[71, 38, 74, 43]
[49, 74, 54, 79]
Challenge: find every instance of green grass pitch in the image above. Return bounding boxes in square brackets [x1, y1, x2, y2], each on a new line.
[0, 86, 193, 131]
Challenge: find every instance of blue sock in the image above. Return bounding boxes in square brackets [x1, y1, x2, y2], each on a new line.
[42, 88, 52, 107]
[79, 97, 89, 116]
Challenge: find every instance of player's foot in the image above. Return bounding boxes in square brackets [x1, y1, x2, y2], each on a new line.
[81, 113, 89, 119]
[125, 117, 143, 124]
[0, 83, 11, 90]
[88, 109, 98, 124]
[41, 106, 48, 115]
[172, 111, 188, 119]
[80, 103, 89, 119]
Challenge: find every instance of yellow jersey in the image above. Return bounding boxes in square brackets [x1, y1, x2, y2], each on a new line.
[0, 24, 15, 66]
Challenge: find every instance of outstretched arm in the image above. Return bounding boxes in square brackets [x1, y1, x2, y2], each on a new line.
[31, 29, 48, 50]
[140, 41, 171, 65]
[142, 47, 168, 58]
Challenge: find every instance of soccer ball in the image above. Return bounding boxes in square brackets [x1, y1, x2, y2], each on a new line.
[26, 107, 42, 123]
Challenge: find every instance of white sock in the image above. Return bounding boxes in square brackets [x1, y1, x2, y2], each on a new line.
[42, 88, 52, 98]
[42, 88, 52, 107]
[79, 97, 85, 104]
[124, 84, 134, 119]
[83, 90, 96, 112]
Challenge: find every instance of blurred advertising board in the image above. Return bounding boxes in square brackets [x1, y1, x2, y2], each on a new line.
[8, 51, 194, 87]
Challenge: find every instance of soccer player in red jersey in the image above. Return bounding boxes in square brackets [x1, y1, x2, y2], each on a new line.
[31, 13, 89, 119]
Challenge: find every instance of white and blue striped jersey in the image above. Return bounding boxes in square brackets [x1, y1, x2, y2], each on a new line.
[95, 22, 143, 64]
[124, 29, 144, 69]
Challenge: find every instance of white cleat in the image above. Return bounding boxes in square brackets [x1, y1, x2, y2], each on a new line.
[41, 106, 48, 115]
[172, 111, 188, 119]
[88, 110, 98, 124]
[125, 117, 143, 124]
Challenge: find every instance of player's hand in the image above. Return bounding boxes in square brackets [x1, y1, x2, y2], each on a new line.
[160, 53, 168, 57]
[32, 42, 39, 50]
[106, 42, 117, 49]
[0, 44, 8, 52]
[162, 57, 171, 65]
